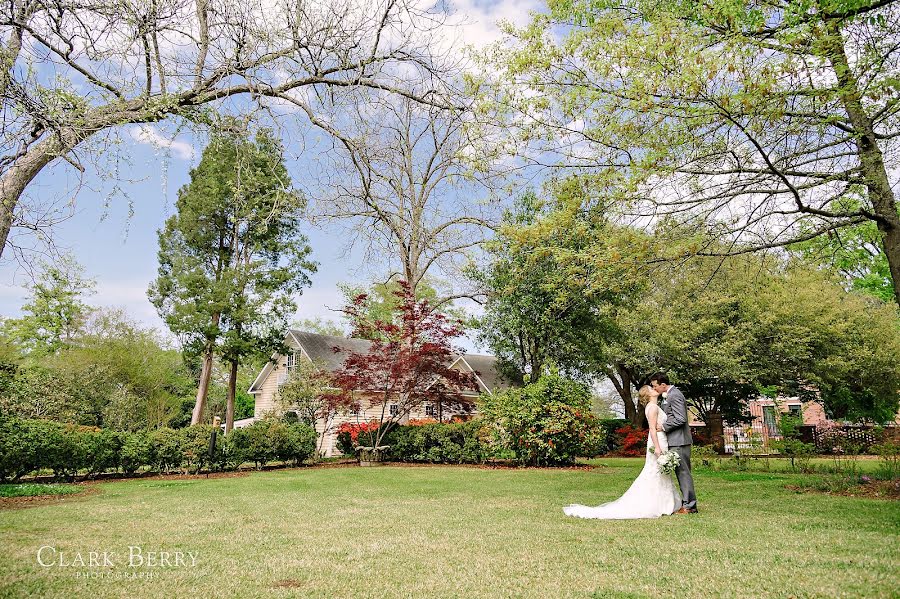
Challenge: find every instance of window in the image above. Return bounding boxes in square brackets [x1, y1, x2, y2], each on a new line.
[762, 406, 777, 435]
[425, 404, 435, 417]
[788, 404, 801, 415]
[389, 404, 399, 416]
[286, 352, 296, 370]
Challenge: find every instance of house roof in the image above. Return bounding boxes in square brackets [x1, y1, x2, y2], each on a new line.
[248, 330, 516, 395]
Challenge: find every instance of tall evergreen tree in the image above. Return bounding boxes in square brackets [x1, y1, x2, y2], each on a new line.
[149, 125, 316, 430]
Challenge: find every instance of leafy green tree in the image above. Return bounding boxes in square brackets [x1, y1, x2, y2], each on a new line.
[792, 221, 895, 303]
[489, 0, 900, 303]
[339, 278, 467, 342]
[611, 255, 900, 424]
[291, 317, 345, 338]
[469, 190, 648, 401]
[150, 125, 316, 431]
[2, 257, 94, 357]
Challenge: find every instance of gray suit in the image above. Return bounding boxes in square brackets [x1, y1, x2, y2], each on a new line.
[661, 385, 697, 511]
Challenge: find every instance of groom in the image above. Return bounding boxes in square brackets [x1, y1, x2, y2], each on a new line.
[651, 372, 698, 514]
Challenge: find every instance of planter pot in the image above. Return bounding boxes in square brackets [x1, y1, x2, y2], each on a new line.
[356, 446, 390, 466]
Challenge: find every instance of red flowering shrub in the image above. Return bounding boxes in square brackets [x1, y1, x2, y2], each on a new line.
[612, 425, 648, 457]
[407, 418, 439, 426]
[336, 421, 382, 454]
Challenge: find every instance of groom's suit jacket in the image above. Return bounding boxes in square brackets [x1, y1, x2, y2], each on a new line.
[661, 386, 692, 447]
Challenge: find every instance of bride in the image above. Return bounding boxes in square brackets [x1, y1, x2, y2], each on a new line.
[563, 385, 682, 519]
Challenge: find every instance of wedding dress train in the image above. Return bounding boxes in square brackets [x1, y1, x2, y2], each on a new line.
[563, 403, 682, 519]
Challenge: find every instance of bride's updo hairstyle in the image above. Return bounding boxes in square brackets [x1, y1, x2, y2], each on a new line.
[638, 385, 655, 406]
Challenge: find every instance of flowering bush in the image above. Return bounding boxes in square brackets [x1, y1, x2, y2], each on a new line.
[335, 421, 383, 454]
[613, 425, 648, 457]
[479, 373, 605, 466]
[407, 418, 439, 426]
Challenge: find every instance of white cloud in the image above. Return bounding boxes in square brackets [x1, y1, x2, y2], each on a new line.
[129, 125, 195, 160]
[446, 0, 543, 48]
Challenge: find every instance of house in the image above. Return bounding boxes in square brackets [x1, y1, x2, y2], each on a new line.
[245, 330, 515, 456]
[687, 396, 829, 454]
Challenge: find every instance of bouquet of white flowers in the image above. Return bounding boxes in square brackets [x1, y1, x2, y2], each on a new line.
[656, 450, 680, 476]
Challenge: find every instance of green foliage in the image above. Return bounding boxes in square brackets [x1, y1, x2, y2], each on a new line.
[339, 279, 466, 341]
[478, 373, 605, 466]
[596, 418, 629, 454]
[385, 420, 490, 464]
[791, 221, 895, 304]
[150, 428, 184, 474]
[149, 124, 317, 421]
[274, 358, 333, 427]
[0, 417, 316, 480]
[119, 432, 153, 475]
[870, 440, 900, 480]
[291, 317, 345, 338]
[0, 309, 196, 430]
[226, 419, 316, 468]
[469, 191, 647, 380]
[770, 413, 815, 472]
[487, 0, 900, 302]
[1, 257, 95, 357]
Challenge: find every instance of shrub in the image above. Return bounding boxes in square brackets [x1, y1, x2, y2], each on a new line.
[612, 425, 648, 457]
[275, 422, 317, 466]
[771, 413, 815, 472]
[73, 427, 122, 478]
[597, 418, 629, 454]
[0, 418, 64, 481]
[870, 441, 900, 480]
[180, 426, 219, 474]
[151, 428, 184, 473]
[386, 419, 489, 464]
[120, 431, 152, 475]
[335, 421, 382, 455]
[479, 373, 605, 466]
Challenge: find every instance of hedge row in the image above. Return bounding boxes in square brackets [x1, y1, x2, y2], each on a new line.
[385, 420, 491, 464]
[0, 418, 316, 481]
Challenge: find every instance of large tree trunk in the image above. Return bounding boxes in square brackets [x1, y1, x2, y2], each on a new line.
[607, 363, 650, 429]
[191, 312, 221, 425]
[225, 359, 238, 434]
[192, 346, 215, 425]
[0, 134, 75, 256]
[826, 21, 900, 304]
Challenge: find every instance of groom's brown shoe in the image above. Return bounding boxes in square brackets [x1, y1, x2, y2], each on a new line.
[675, 507, 691, 514]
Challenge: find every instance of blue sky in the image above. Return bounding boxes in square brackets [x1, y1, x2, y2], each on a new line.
[0, 0, 545, 353]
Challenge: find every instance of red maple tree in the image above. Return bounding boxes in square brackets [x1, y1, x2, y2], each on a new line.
[328, 281, 480, 449]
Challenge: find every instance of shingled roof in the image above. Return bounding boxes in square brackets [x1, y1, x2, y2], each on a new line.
[249, 330, 516, 395]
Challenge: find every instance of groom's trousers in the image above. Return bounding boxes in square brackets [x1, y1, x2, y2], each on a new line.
[671, 445, 697, 510]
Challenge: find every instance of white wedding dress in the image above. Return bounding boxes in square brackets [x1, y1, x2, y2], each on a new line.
[564, 403, 682, 519]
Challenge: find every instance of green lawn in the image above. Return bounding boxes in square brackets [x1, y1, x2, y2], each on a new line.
[0, 460, 897, 598]
[0, 484, 81, 498]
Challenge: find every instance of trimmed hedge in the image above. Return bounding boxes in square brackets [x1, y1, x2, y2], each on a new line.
[384, 420, 490, 464]
[0, 417, 317, 481]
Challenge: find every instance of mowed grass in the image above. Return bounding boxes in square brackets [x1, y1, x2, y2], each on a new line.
[0, 459, 897, 599]
[0, 484, 81, 498]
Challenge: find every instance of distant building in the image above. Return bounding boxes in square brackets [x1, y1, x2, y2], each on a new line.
[244, 330, 515, 456]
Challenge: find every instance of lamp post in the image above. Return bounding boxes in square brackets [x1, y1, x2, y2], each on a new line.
[207, 417, 221, 478]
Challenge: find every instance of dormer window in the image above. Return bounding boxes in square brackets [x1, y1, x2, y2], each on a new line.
[286, 351, 297, 370]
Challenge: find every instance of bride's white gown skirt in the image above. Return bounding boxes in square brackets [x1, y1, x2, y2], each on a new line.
[564, 407, 682, 519]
